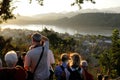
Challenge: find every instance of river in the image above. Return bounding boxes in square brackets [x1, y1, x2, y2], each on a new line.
[0, 24, 117, 36]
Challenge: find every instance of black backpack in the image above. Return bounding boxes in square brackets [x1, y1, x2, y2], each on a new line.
[60, 65, 66, 80]
[67, 67, 83, 80]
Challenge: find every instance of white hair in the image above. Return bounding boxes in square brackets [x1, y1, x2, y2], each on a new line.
[80, 60, 88, 66]
[4, 50, 18, 67]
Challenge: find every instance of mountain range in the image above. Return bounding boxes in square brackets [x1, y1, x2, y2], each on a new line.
[4, 7, 120, 29]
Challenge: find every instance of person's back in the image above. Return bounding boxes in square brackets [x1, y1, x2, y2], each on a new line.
[80, 60, 94, 80]
[67, 66, 82, 80]
[0, 50, 26, 80]
[54, 53, 70, 80]
[24, 33, 50, 80]
[68, 53, 85, 80]
[0, 66, 26, 80]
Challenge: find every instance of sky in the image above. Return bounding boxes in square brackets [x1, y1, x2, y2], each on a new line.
[12, 0, 120, 16]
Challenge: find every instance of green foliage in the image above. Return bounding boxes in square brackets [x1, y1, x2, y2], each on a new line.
[0, 0, 15, 22]
[30, 0, 44, 6]
[71, 0, 95, 9]
[41, 28, 76, 53]
[99, 29, 120, 78]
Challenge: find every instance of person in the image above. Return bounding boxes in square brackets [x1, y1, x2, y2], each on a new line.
[97, 73, 103, 80]
[16, 51, 26, 67]
[24, 32, 50, 80]
[54, 53, 70, 80]
[0, 58, 2, 68]
[102, 75, 109, 80]
[47, 49, 55, 80]
[4, 50, 18, 67]
[80, 60, 94, 80]
[67, 53, 86, 80]
[0, 50, 26, 80]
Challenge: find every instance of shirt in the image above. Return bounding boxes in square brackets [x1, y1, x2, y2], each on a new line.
[24, 41, 50, 80]
[54, 62, 70, 80]
[47, 49, 55, 70]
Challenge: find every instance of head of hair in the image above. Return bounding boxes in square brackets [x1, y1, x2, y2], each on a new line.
[97, 74, 103, 80]
[4, 50, 18, 67]
[60, 53, 69, 62]
[70, 53, 81, 68]
[81, 60, 88, 66]
[31, 33, 42, 42]
[80, 60, 88, 70]
[103, 75, 109, 80]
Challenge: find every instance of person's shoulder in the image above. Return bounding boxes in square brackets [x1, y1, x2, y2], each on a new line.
[55, 65, 62, 70]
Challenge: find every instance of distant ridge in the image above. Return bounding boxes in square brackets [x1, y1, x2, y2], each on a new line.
[3, 7, 120, 29]
[48, 13, 120, 28]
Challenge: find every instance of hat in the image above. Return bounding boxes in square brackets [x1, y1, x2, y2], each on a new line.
[32, 33, 42, 42]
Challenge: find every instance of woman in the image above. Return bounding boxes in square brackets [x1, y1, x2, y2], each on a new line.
[68, 53, 86, 80]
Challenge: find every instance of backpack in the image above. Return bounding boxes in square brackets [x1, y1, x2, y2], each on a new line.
[60, 65, 66, 80]
[67, 67, 83, 80]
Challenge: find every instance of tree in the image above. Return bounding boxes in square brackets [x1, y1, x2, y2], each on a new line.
[99, 29, 120, 78]
[0, 0, 95, 22]
[111, 29, 120, 78]
[0, 0, 15, 22]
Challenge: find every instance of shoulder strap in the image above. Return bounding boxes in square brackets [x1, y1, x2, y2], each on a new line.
[67, 67, 72, 73]
[33, 47, 44, 73]
[60, 65, 65, 71]
[67, 67, 81, 73]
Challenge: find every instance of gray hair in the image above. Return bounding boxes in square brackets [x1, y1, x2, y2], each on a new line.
[31, 33, 42, 42]
[4, 50, 18, 67]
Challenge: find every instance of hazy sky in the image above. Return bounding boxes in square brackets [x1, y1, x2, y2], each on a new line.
[13, 0, 120, 16]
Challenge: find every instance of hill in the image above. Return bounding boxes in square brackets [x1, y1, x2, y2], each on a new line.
[48, 13, 120, 28]
[4, 12, 120, 30]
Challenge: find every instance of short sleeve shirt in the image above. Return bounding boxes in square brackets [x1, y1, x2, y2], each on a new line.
[24, 41, 50, 80]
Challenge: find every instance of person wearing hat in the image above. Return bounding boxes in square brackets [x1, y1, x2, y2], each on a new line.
[24, 32, 50, 80]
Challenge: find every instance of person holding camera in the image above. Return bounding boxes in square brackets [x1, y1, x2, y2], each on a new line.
[24, 32, 50, 80]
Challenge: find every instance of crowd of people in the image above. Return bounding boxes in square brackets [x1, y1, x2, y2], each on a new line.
[0, 32, 109, 80]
